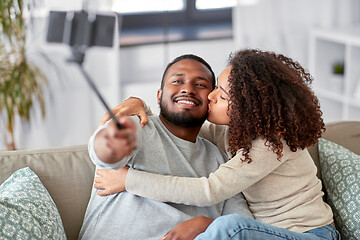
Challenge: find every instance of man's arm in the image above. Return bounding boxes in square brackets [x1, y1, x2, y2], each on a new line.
[90, 117, 137, 167]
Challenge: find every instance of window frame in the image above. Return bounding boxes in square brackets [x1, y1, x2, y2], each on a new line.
[120, 0, 232, 30]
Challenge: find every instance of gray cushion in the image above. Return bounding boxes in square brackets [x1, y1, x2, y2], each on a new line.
[318, 138, 360, 240]
[0, 167, 67, 239]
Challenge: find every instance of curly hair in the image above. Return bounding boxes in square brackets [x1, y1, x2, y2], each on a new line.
[227, 49, 325, 162]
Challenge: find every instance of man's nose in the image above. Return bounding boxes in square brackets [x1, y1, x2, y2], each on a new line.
[180, 83, 195, 94]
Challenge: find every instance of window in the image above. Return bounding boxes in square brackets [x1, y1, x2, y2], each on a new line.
[112, 0, 235, 46]
[112, 0, 184, 14]
[196, 0, 236, 10]
[112, 0, 236, 14]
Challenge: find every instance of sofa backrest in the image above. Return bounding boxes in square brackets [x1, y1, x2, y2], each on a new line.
[0, 145, 94, 240]
[308, 121, 360, 180]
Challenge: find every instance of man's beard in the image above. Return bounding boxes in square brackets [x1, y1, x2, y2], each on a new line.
[159, 96, 207, 128]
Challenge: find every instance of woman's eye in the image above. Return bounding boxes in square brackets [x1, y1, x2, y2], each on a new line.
[220, 96, 226, 100]
[173, 80, 182, 84]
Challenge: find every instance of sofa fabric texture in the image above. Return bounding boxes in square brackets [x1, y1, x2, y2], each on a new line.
[0, 121, 359, 239]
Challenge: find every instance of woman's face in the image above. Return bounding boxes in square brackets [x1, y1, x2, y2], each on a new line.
[207, 66, 231, 125]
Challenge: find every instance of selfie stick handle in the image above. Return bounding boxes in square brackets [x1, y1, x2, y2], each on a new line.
[77, 61, 124, 130]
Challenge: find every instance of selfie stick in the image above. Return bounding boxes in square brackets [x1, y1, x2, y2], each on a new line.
[78, 60, 124, 129]
[46, 10, 124, 129]
[68, 48, 124, 130]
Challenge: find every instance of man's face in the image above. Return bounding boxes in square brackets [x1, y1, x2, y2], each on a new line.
[157, 59, 214, 127]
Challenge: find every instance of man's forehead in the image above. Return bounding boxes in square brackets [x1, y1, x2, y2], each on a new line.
[165, 59, 212, 77]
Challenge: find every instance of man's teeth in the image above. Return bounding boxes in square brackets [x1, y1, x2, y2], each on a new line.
[177, 100, 196, 105]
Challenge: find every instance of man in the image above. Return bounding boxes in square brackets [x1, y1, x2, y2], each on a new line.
[79, 54, 252, 239]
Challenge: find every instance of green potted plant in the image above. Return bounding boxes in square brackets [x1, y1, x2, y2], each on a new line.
[0, 0, 47, 150]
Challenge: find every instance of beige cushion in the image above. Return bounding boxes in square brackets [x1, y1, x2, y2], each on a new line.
[0, 145, 95, 240]
[308, 121, 360, 180]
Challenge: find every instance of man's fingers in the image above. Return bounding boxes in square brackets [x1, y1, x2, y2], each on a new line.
[100, 113, 111, 125]
[107, 140, 135, 157]
[119, 117, 137, 130]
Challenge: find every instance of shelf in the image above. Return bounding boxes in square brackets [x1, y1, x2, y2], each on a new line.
[312, 26, 360, 47]
[309, 26, 360, 122]
[348, 97, 360, 108]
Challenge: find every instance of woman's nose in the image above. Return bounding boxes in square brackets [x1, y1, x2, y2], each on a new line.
[208, 89, 216, 101]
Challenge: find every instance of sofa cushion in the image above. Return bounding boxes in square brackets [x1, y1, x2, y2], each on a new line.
[0, 167, 66, 239]
[318, 138, 360, 240]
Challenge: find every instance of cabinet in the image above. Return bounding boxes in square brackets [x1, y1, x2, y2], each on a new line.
[308, 26, 360, 123]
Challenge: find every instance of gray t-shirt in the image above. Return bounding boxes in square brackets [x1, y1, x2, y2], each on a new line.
[79, 116, 252, 240]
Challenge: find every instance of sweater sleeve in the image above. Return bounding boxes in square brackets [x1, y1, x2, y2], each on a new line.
[126, 139, 284, 207]
[142, 100, 153, 116]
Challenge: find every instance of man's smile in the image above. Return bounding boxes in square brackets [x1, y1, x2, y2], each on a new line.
[173, 96, 201, 107]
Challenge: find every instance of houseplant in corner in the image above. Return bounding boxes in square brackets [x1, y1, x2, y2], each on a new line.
[0, 0, 48, 150]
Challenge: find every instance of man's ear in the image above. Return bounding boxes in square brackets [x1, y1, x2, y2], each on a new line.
[157, 89, 162, 104]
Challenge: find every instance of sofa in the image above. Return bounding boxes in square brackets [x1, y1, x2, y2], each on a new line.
[0, 121, 359, 239]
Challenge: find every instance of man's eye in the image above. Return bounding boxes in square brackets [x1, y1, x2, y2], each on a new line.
[196, 83, 207, 88]
[173, 80, 182, 84]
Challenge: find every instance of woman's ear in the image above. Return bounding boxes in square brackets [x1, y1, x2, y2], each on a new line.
[157, 89, 162, 104]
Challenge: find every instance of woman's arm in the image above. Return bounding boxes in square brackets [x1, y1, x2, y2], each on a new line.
[126, 139, 283, 207]
[94, 167, 129, 196]
[100, 97, 153, 126]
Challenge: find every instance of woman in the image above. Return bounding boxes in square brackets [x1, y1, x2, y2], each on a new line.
[95, 49, 339, 240]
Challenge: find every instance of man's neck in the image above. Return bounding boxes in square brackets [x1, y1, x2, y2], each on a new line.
[159, 115, 202, 143]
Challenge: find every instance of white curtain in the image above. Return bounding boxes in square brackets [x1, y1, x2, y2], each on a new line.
[232, 0, 360, 67]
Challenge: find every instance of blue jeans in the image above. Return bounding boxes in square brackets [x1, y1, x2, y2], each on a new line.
[195, 214, 340, 240]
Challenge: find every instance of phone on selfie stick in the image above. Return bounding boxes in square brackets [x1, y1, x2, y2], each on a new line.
[46, 10, 124, 129]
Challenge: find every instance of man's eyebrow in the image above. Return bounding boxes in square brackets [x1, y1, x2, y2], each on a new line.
[220, 86, 230, 96]
[171, 73, 185, 77]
